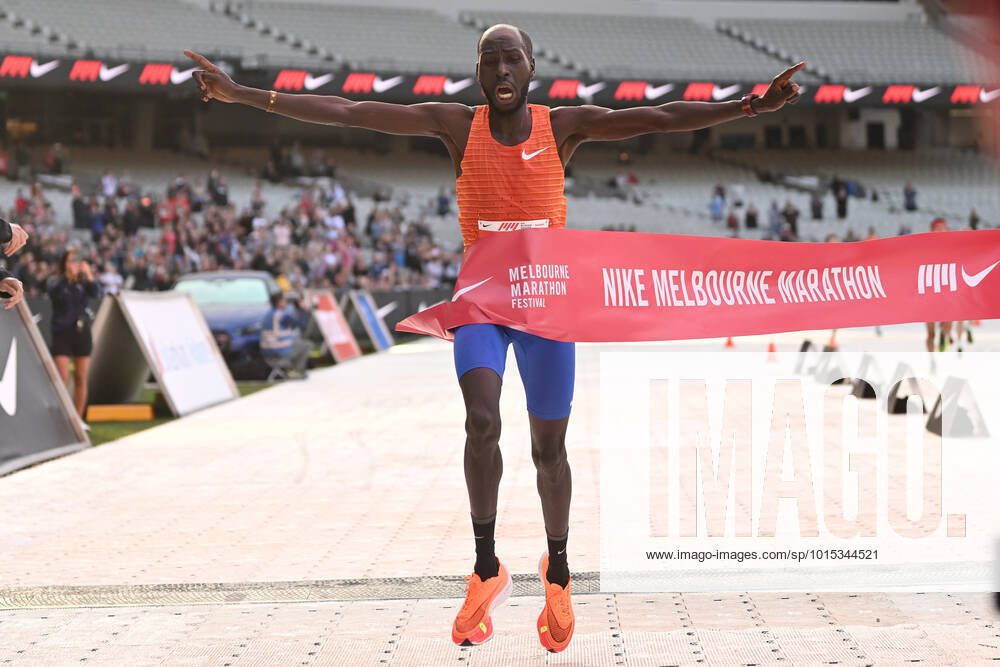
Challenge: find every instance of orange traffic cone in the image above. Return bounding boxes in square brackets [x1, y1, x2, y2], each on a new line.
[725, 336, 735, 348]
[767, 341, 778, 363]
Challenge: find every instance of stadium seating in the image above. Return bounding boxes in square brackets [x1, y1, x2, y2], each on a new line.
[715, 148, 1000, 224]
[0, 11, 71, 57]
[1, 1, 988, 86]
[0, 0, 323, 68]
[237, 2, 578, 76]
[462, 10, 819, 82]
[721, 19, 993, 85]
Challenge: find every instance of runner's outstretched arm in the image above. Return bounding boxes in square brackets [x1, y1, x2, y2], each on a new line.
[552, 62, 804, 158]
[184, 50, 471, 139]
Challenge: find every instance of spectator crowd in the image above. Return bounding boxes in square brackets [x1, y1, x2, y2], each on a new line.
[707, 176, 984, 242]
[0, 153, 464, 303]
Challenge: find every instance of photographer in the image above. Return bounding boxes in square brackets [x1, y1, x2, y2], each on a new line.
[48, 249, 98, 417]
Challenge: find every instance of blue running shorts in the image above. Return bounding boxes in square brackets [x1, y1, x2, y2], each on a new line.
[453, 323, 575, 420]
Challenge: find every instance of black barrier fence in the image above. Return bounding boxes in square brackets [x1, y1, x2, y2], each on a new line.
[365, 288, 451, 341]
[21, 286, 450, 387]
[27, 288, 450, 351]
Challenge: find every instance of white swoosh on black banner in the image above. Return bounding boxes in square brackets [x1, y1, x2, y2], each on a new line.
[0, 338, 16, 416]
[443, 78, 473, 95]
[170, 67, 198, 84]
[712, 84, 741, 100]
[372, 75, 403, 93]
[99, 63, 129, 81]
[578, 82, 605, 99]
[452, 277, 492, 302]
[304, 73, 334, 90]
[376, 301, 398, 319]
[980, 87, 1000, 103]
[961, 260, 1000, 287]
[645, 83, 673, 100]
[912, 86, 939, 102]
[843, 86, 872, 103]
[30, 60, 59, 78]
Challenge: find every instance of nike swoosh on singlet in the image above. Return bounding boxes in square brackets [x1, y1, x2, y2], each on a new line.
[452, 277, 492, 301]
[961, 260, 1000, 287]
[522, 147, 548, 160]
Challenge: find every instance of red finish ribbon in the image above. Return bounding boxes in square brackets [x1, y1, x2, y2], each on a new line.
[397, 229, 1000, 343]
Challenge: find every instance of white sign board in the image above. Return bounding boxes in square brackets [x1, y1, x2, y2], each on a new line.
[90, 292, 237, 416]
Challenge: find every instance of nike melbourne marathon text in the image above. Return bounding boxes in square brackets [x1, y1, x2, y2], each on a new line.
[601, 265, 886, 308]
[508, 263, 570, 309]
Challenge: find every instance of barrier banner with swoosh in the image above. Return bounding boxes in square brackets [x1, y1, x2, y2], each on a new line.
[2, 53, 997, 108]
[0, 301, 89, 476]
[397, 229, 1000, 342]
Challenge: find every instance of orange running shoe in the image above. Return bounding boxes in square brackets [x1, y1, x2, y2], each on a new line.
[452, 559, 512, 646]
[536, 552, 575, 652]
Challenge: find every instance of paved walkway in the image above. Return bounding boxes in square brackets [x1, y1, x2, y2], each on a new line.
[2, 325, 999, 665]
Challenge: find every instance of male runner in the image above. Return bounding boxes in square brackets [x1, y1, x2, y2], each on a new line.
[187, 26, 802, 652]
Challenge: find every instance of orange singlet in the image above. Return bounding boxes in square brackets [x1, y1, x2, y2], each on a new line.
[457, 104, 567, 249]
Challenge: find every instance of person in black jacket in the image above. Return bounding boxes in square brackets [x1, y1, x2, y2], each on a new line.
[0, 217, 28, 308]
[48, 249, 98, 417]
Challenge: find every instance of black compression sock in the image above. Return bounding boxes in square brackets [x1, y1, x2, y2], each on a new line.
[546, 532, 569, 588]
[472, 514, 498, 580]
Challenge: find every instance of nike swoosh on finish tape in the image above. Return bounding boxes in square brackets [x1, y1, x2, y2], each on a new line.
[30, 60, 59, 78]
[843, 86, 873, 103]
[304, 73, 334, 90]
[961, 260, 1000, 287]
[99, 64, 129, 81]
[452, 277, 492, 302]
[0, 338, 16, 416]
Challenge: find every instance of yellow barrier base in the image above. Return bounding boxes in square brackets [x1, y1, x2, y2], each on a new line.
[86, 404, 154, 422]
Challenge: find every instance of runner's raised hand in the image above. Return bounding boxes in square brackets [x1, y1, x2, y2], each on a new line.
[184, 50, 238, 103]
[758, 61, 805, 112]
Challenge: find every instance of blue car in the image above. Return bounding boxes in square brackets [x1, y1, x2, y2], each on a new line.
[172, 271, 281, 367]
